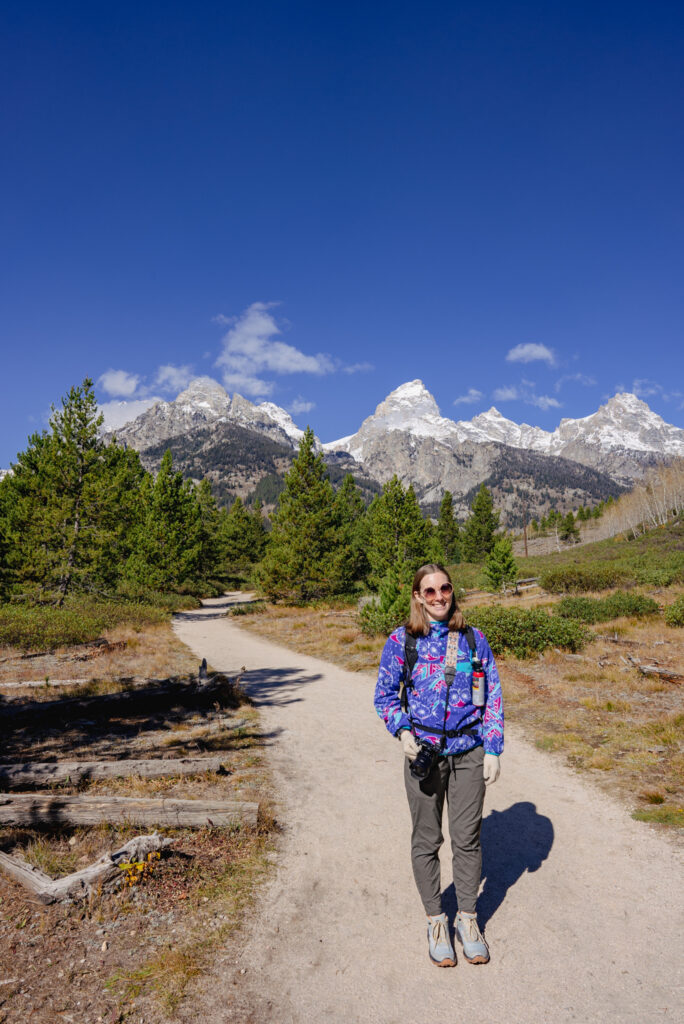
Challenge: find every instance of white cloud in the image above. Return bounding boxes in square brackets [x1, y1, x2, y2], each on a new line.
[631, 379, 682, 402]
[97, 369, 142, 398]
[554, 373, 596, 393]
[215, 302, 335, 396]
[492, 382, 561, 411]
[343, 362, 374, 375]
[289, 397, 316, 415]
[506, 343, 555, 366]
[492, 386, 520, 402]
[453, 388, 484, 405]
[529, 394, 561, 410]
[154, 364, 194, 393]
[98, 398, 161, 432]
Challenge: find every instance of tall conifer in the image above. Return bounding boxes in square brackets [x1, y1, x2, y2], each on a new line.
[436, 491, 460, 563]
[257, 427, 342, 601]
[461, 484, 500, 562]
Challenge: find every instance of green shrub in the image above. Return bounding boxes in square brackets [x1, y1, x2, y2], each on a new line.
[554, 592, 660, 624]
[465, 606, 589, 658]
[664, 595, 684, 627]
[540, 565, 631, 593]
[358, 567, 412, 637]
[0, 594, 200, 651]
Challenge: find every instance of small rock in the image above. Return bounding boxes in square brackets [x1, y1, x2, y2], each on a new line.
[101, 940, 108, 952]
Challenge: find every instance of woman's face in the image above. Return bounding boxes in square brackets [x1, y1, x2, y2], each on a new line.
[414, 571, 453, 621]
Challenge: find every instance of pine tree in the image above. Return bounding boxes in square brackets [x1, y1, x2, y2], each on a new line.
[256, 428, 342, 601]
[436, 491, 460, 563]
[365, 476, 430, 589]
[333, 474, 368, 586]
[559, 510, 580, 543]
[483, 537, 518, 592]
[125, 451, 202, 591]
[461, 484, 500, 562]
[358, 563, 413, 636]
[2, 379, 129, 603]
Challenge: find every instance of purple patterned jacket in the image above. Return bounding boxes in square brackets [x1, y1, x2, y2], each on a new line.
[373, 620, 504, 756]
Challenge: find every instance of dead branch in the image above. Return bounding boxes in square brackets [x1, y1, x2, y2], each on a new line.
[0, 832, 175, 904]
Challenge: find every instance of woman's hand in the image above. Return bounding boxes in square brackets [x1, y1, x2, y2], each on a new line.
[400, 730, 420, 759]
[483, 753, 501, 786]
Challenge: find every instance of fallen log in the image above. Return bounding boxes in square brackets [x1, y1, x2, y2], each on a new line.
[0, 832, 175, 903]
[0, 678, 92, 690]
[0, 675, 241, 722]
[0, 793, 258, 828]
[0, 756, 228, 790]
[626, 654, 683, 683]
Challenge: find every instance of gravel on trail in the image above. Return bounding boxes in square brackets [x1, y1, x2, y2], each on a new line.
[173, 594, 683, 1024]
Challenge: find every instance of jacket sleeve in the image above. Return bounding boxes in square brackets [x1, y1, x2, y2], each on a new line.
[373, 628, 411, 737]
[477, 631, 504, 755]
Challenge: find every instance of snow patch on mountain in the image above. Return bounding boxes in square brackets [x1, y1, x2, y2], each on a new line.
[325, 383, 684, 465]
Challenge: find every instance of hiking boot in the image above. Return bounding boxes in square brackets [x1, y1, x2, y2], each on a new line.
[455, 912, 489, 964]
[427, 913, 456, 967]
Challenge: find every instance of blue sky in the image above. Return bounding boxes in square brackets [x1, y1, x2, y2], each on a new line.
[2, 0, 683, 464]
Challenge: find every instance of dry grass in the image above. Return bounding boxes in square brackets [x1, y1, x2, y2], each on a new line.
[0, 621, 199, 693]
[0, 623, 276, 1023]
[235, 596, 684, 829]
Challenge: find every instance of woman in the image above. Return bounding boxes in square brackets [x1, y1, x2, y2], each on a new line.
[373, 563, 503, 967]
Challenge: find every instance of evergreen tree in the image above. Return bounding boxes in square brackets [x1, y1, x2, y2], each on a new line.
[125, 451, 202, 590]
[461, 484, 500, 562]
[436, 491, 460, 563]
[365, 476, 430, 589]
[2, 379, 129, 603]
[483, 537, 518, 592]
[248, 499, 268, 563]
[358, 563, 413, 636]
[559, 510, 580, 543]
[256, 428, 343, 601]
[224, 496, 258, 572]
[195, 478, 225, 586]
[333, 474, 368, 586]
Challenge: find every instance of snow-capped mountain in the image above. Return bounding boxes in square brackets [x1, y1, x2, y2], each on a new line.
[105, 377, 305, 451]
[325, 382, 684, 484]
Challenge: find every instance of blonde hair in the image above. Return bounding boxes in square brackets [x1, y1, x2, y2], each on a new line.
[406, 563, 466, 636]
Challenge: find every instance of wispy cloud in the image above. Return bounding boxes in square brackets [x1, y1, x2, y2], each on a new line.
[343, 362, 374, 375]
[215, 302, 335, 397]
[492, 385, 520, 402]
[97, 369, 142, 398]
[289, 397, 316, 415]
[492, 382, 561, 410]
[554, 373, 596, 393]
[453, 388, 483, 405]
[154, 364, 194, 393]
[506, 343, 555, 366]
[631, 378, 682, 402]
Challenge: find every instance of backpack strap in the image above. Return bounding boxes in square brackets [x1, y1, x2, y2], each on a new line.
[399, 632, 419, 713]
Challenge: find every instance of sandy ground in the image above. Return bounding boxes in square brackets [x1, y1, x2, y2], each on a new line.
[173, 595, 683, 1024]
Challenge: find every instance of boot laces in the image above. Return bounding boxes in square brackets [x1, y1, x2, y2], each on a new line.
[460, 914, 484, 943]
[429, 916, 448, 944]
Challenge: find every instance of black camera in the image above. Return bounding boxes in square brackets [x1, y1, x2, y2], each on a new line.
[410, 741, 438, 780]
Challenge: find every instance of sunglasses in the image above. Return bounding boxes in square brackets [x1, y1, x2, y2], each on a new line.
[420, 583, 453, 601]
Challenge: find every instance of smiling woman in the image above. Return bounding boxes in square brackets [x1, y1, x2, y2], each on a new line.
[373, 562, 504, 967]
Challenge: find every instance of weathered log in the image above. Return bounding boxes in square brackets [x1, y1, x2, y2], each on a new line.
[0, 757, 228, 789]
[0, 793, 258, 828]
[626, 654, 682, 683]
[0, 676, 240, 722]
[0, 679, 92, 690]
[0, 832, 175, 903]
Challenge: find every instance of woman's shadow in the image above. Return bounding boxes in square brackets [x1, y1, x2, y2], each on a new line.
[442, 801, 554, 929]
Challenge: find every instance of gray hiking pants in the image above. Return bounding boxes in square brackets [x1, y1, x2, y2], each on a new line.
[404, 745, 485, 916]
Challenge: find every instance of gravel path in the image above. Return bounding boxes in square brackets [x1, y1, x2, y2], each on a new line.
[174, 595, 683, 1024]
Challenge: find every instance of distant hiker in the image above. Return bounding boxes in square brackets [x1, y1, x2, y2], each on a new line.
[373, 563, 504, 967]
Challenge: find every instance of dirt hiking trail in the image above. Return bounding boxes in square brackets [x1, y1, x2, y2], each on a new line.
[174, 595, 683, 1024]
